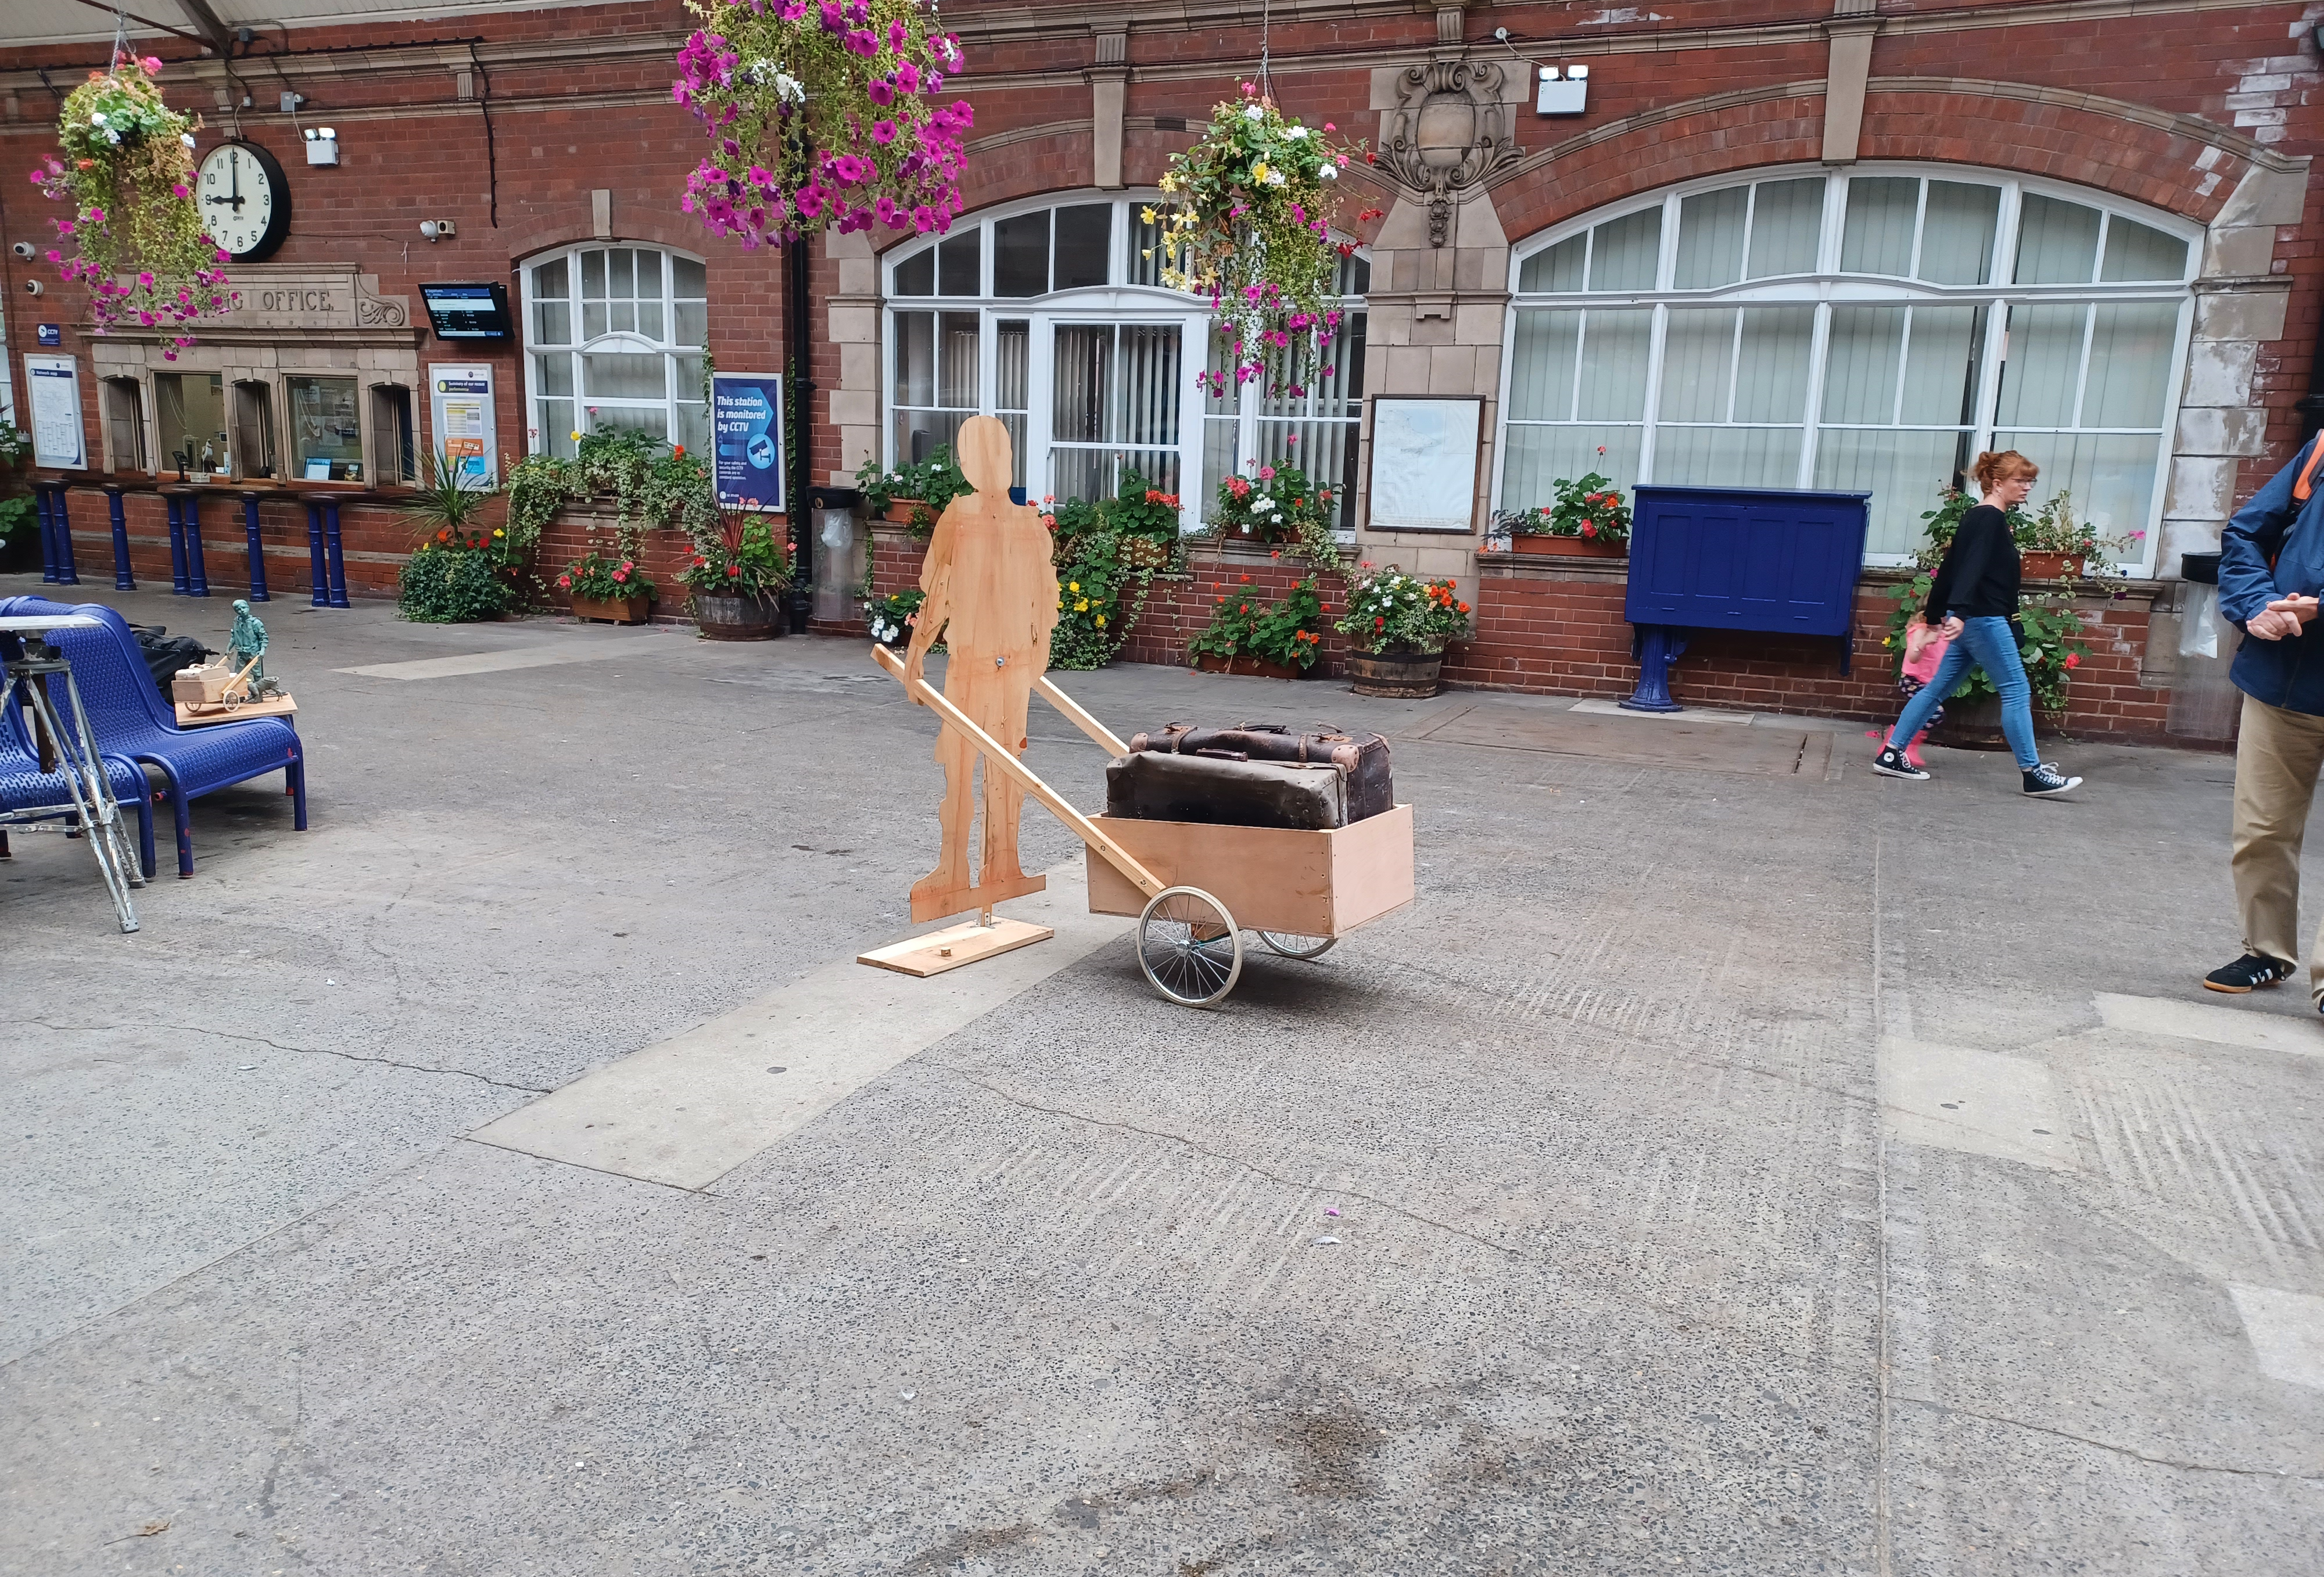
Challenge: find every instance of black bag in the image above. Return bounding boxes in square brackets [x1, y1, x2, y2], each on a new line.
[1126, 722, 1393, 823]
[1104, 750, 1349, 830]
[130, 625, 211, 699]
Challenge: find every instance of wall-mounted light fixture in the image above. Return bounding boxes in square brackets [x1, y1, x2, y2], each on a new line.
[303, 126, 339, 166]
[1537, 64, 1589, 117]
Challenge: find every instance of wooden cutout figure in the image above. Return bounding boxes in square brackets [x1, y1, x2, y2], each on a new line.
[901, 415, 1060, 922]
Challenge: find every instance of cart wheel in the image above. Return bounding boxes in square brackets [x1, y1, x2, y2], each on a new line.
[1257, 931, 1337, 961]
[1137, 886, 1243, 1007]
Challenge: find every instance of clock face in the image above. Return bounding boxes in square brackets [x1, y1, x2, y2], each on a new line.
[196, 142, 290, 262]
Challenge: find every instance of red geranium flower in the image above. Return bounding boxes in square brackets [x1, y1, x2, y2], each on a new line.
[2063, 652, 2081, 669]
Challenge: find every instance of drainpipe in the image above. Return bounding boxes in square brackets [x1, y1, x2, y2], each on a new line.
[786, 230, 815, 633]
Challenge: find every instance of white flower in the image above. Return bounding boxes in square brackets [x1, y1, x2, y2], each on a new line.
[1285, 126, 1308, 141]
[776, 72, 805, 103]
[1318, 165, 1338, 182]
[1243, 105, 1265, 121]
[90, 112, 106, 124]
[1265, 170, 1286, 187]
[180, 132, 195, 149]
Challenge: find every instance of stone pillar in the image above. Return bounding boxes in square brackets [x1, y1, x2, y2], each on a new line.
[1088, 30, 1128, 191]
[1356, 48, 1525, 598]
[2161, 157, 2310, 572]
[825, 227, 880, 485]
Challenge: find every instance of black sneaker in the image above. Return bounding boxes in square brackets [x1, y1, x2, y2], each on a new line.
[1873, 745, 1930, 781]
[2205, 953, 2296, 993]
[2022, 762, 2081, 797]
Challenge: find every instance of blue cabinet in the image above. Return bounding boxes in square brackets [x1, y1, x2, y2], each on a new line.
[1620, 484, 1870, 711]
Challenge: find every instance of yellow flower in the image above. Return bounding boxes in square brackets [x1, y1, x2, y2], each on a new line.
[493, 528, 504, 538]
[1141, 206, 1157, 224]
[1068, 581, 1079, 592]
[1250, 162, 1269, 183]
[1075, 598, 1089, 611]
[1095, 614, 1107, 627]
[570, 430, 582, 441]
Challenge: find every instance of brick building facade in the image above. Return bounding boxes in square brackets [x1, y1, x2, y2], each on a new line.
[3, 0, 2317, 740]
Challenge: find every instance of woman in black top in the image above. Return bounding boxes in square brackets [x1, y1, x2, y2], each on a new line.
[1874, 450, 2082, 796]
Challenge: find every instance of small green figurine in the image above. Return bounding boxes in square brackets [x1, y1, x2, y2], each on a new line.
[225, 600, 284, 700]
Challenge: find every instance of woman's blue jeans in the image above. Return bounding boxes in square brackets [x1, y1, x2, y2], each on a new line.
[1887, 615, 2040, 769]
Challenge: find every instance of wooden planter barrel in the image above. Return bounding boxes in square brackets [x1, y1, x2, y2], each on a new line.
[1513, 533, 1626, 560]
[1346, 649, 1443, 698]
[569, 593, 650, 625]
[693, 590, 786, 640]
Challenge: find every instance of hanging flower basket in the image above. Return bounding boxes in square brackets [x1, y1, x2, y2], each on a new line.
[1149, 85, 1368, 397]
[30, 54, 235, 360]
[673, 0, 972, 245]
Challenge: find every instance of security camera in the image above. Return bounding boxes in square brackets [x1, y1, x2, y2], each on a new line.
[419, 218, 456, 242]
[10, 241, 34, 260]
[21, 279, 42, 296]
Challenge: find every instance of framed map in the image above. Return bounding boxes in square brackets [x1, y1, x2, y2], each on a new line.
[1365, 396, 1483, 533]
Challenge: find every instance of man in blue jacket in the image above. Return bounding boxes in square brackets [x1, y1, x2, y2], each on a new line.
[2208, 436, 2324, 999]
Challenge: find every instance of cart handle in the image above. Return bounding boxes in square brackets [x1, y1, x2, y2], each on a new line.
[871, 643, 1165, 901]
[1033, 675, 1130, 757]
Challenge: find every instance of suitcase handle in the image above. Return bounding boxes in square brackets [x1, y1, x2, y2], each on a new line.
[1192, 747, 1250, 762]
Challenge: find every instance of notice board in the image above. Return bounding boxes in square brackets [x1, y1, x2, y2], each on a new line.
[712, 371, 785, 512]
[428, 363, 498, 488]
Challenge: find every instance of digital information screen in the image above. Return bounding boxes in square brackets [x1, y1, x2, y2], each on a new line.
[421, 282, 512, 342]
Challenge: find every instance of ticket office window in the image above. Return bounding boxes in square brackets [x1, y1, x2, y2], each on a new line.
[102, 377, 148, 474]
[155, 372, 228, 476]
[232, 381, 278, 479]
[288, 375, 365, 482]
[370, 384, 417, 486]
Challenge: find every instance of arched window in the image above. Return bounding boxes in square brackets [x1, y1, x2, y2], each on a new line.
[1500, 166, 2195, 565]
[883, 193, 1367, 529]
[521, 243, 709, 459]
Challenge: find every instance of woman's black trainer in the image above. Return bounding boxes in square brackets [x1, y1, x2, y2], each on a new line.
[2022, 762, 2081, 797]
[1872, 745, 1929, 780]
[2203, 953, 2296, 993]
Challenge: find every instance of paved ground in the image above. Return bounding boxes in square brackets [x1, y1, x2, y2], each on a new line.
[2, 574, 2319, 1576]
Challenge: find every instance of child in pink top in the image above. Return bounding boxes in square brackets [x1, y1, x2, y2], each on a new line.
[1895, 618, 1953, 769]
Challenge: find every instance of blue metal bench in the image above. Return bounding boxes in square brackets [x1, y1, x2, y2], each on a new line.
[0, 695, 159, 882]
[0, 596, 306, 877]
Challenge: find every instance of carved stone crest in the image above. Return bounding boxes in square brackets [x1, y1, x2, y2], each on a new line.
[1382, 60, 1523, 246]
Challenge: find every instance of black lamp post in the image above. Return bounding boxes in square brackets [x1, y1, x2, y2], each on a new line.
[786, 228, 816, 633]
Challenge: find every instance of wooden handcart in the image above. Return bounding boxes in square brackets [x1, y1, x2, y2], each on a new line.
[872, 643, 1415, 1006]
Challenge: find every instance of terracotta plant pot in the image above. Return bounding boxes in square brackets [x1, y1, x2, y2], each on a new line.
[569, 593, 650, 625]
[1346, 648, 1443, 698]
[1193, 651, 1315, 680]
[884, 499, 930, 527]
[1512, 533, 1626, 560]
[692, 590, 786, 640]
[2021, 551, 2085, 580]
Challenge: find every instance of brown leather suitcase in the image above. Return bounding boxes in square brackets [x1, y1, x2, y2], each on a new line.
[1104, 750, 1348, 830]
[1126, 722, 1393, 823]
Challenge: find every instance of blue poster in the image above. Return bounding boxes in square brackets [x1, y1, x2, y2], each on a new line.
[712, 371, 785, 512]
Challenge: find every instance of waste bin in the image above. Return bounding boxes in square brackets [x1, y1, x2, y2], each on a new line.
[812, 500, 863, 626]
[2168, 550, 2239, 741]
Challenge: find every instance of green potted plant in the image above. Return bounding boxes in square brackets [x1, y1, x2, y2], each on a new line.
[0, 417, 35, 574]
[1208, 463, 1341, 569]
[558, 551, 657, 624]
[683, 505, 792, 639]
[865, 586, 924, 647]
[1513, 472, 1631, 558]
[855, 446, 970, 537]
[1189, 575, 1325, 678]
[1334, 565, 1471, 697]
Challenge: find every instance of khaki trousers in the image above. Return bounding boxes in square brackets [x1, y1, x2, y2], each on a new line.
[2231, 691, 2324, 994]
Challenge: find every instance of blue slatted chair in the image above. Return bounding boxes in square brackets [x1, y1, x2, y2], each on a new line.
[0, 596, 305, 877]
[0, 683, 159, 881]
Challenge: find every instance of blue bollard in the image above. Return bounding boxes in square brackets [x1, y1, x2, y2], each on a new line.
[242, 493, 269, 601]
[35, 485, 58, 583]
[1620, 625, 1688, 714]
[105, 486, 135, 590]
[305, 499, 328, 607]
[182, 493, 210, 596]
[164, 492, 189, 593]
[50, 486, 78, 585]
[323, 501, 349, 608]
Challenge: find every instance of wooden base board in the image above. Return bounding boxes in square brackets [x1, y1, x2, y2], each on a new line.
[174, 695, 299, 727]
[857, 916, 1055, 978]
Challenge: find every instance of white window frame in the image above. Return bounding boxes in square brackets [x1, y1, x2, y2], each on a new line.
[1497, 162, 2199, 574]
[518, 241, 710, 459]
[881, 189, 1367, 528]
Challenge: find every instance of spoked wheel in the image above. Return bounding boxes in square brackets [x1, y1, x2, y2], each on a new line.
[1257, 930, 1336, 961]
[1136, 885, 1243, 1007]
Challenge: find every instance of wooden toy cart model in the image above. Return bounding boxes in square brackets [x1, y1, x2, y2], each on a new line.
[871, 644, 1415, 1006]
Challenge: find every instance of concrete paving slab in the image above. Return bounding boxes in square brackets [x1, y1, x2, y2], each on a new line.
[469, 861, 1133, 1190]
[2096, 991, 2324, 1059]
[2230, 1285, 2324, 1389]
[1570, 696, 1753, 724]
[1880, 1035, 2081, 1172]
[334, 639, 668, 680]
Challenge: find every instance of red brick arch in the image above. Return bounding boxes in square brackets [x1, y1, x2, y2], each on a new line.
[1487, 77, 2261, 246]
